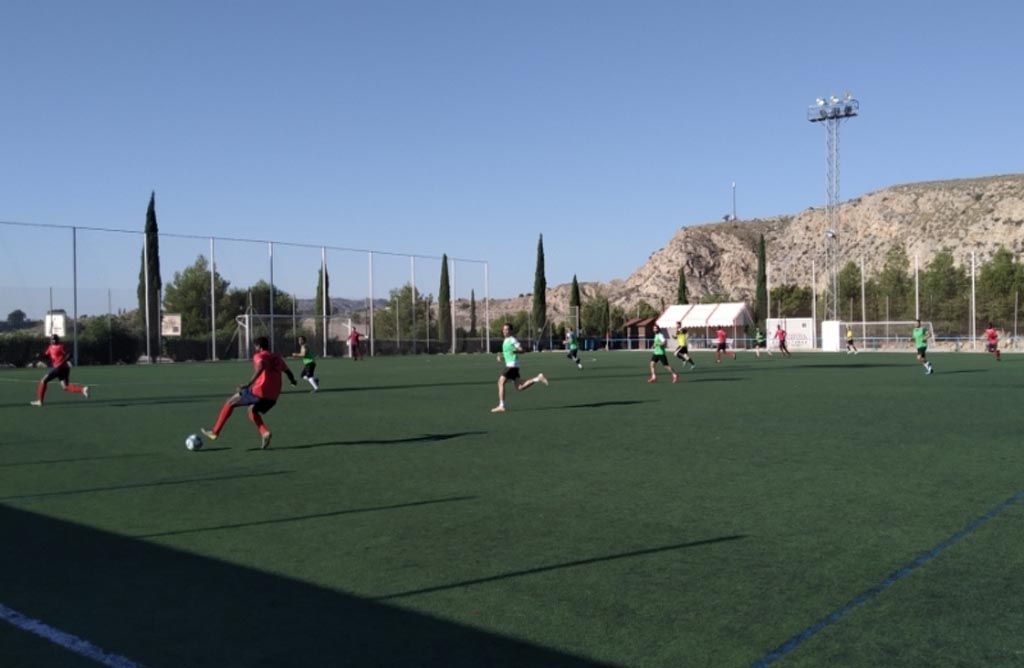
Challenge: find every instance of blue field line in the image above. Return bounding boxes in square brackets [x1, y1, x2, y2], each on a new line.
[752, 489, 1024, 667]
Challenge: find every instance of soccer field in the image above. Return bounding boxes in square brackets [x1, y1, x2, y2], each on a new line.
[2, 350, 1023, 667]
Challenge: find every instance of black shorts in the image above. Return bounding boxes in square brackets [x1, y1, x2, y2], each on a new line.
[502, 367, 521, 381]
[716, 342, 727, 351]
[43, 365, 70, 383]
[650, 353, 669, 365]
[847, 338, 855, 345]
[987, 342, 998, 352]
[301, 362, 317, 377]
[675, 346, 689, 355]
[916, 346, 928, 357]
[755, 342, 766, 349]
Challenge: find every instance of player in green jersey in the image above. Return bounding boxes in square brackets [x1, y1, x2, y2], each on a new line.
[648, 324, 679, 384]
[912, 319, 934, 375]
[564, 328, 583, 369]
[291, 336, 320, 392]
[492, 323, 548, 412]
[753, 327, 772, 358]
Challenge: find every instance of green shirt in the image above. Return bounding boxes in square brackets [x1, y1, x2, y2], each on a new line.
[653, 332, 666, 355]
[299, 344, 315, 365]
[912, 326, 928, 348]
[755, 330, 766, 345]
[502, 336, 520, 367]
[566, 331, 579, 351]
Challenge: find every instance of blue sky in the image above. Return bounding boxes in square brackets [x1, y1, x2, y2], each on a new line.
[2, 1, 1022, 318]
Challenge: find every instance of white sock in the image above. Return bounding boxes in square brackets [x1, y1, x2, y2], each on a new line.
[307, 377, 319, 389]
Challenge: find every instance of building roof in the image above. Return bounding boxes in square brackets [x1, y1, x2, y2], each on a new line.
[656, 303, 754, 329]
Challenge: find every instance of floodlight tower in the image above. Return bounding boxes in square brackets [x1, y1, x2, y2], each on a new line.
[807, 92, 859, 322]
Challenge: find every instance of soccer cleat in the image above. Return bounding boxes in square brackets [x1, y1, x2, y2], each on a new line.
[926, 366, 934, 375]
[201, 428, 218, 441]
[261, 432, 273, 449]
[29, 400, 42, 407]
[672, 374, 679, 384]
[538, 373, 548, 386]
[647, 377, 656, 383]
[490, 405, 505, 413]
[82, 386, 90, 399]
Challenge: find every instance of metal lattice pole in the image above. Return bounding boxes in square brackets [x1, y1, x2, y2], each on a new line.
[808, 93, 858, 322]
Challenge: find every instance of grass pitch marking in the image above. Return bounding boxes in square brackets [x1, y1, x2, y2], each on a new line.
[0, 602, 146, 668]
[752, 489, 1024, 666]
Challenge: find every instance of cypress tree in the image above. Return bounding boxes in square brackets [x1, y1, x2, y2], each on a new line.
[469, 289, 477, 337]
[532, 234, 547, 345]
[438, 254, 451, 350]
[136, 192, 162, 361]
[755, 234, 768, 326]
[315, 263, 331, 344]
[677, 266, 688, 304]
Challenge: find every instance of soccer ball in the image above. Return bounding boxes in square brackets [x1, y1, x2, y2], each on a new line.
[185, 434, 203, 451]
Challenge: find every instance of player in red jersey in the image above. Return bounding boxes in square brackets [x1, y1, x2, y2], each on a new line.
[774, 325, 792, 357]
[202, 336, 297, 449]
[714, 327, 736, 363]
[985, 322, 1002, 361]
[30, 334, 89, 406]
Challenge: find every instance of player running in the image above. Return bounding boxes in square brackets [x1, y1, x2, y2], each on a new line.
[564, 328, 583, 369]
[648, 324, 678, 383]
[714, 327, 736, 363]
[753, 327, 772, 358]
[673, 323, 696, 369]
[774, 325, 792, 357]
[492, 322, 547, 412]
[985, 322, 1002, 361]
[202, 336, 297, 449]
[291, 335, 320, 391]
[912, 319, 934, 375]
[846, 327, 859, 354]
[30, 334, 89, 406]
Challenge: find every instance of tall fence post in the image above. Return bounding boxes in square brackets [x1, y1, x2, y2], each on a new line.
[210, 237, 217, 361]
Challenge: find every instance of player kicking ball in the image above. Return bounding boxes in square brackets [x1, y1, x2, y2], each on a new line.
[492, 322, 548, 413]
[30, 334, 89, 406]
[202, 336, 296, 449]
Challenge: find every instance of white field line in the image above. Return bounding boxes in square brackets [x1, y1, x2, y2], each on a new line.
[0, 602, 146, 668]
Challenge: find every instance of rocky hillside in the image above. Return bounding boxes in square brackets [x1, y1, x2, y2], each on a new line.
[499, 173, 1024, 321]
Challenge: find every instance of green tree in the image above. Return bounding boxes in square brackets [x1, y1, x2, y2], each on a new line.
[770, 284, 813, 317]
[877, 244, 913, 320]
[677, 265, 689, 305]
[634, 300, 659, 320]
[469, 289, 478, 337]
[837, 261, 862, 322]
[532, 234, 547, 341]
[225, 281, 294, 319]
[314, 264, 331, 342]
[438, 255, 451, 350]
[754, 235, 767, 326]
[920, 249, 968, 333]
[162, 255, 234, 337]
[977, 247, 1023, 328]
[136, 192, 162, 360]
[6, 309, 27, 327]
[568, 274, 582, 330]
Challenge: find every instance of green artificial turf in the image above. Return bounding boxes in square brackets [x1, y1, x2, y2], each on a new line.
[2, 349, 1022, 667]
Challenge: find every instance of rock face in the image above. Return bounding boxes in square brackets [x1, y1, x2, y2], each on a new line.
[615, 173, 1024, 308]
[511, 174, 1024, 322]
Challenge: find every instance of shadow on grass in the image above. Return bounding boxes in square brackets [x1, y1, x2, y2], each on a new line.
[0, 452, 154, 468]
[0, 504, 617, 667]
[536, 400, 649, 411]
[0, 470, 291, 502]
[262, 431, 487, 451]
[377, 534, 748, 601]
[136, 495, 478, 539]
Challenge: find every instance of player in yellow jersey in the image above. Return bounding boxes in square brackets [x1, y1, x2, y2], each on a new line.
[673, 323, 696, 369]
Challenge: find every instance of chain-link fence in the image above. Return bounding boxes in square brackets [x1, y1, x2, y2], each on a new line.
[0, 220, 490, 366]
